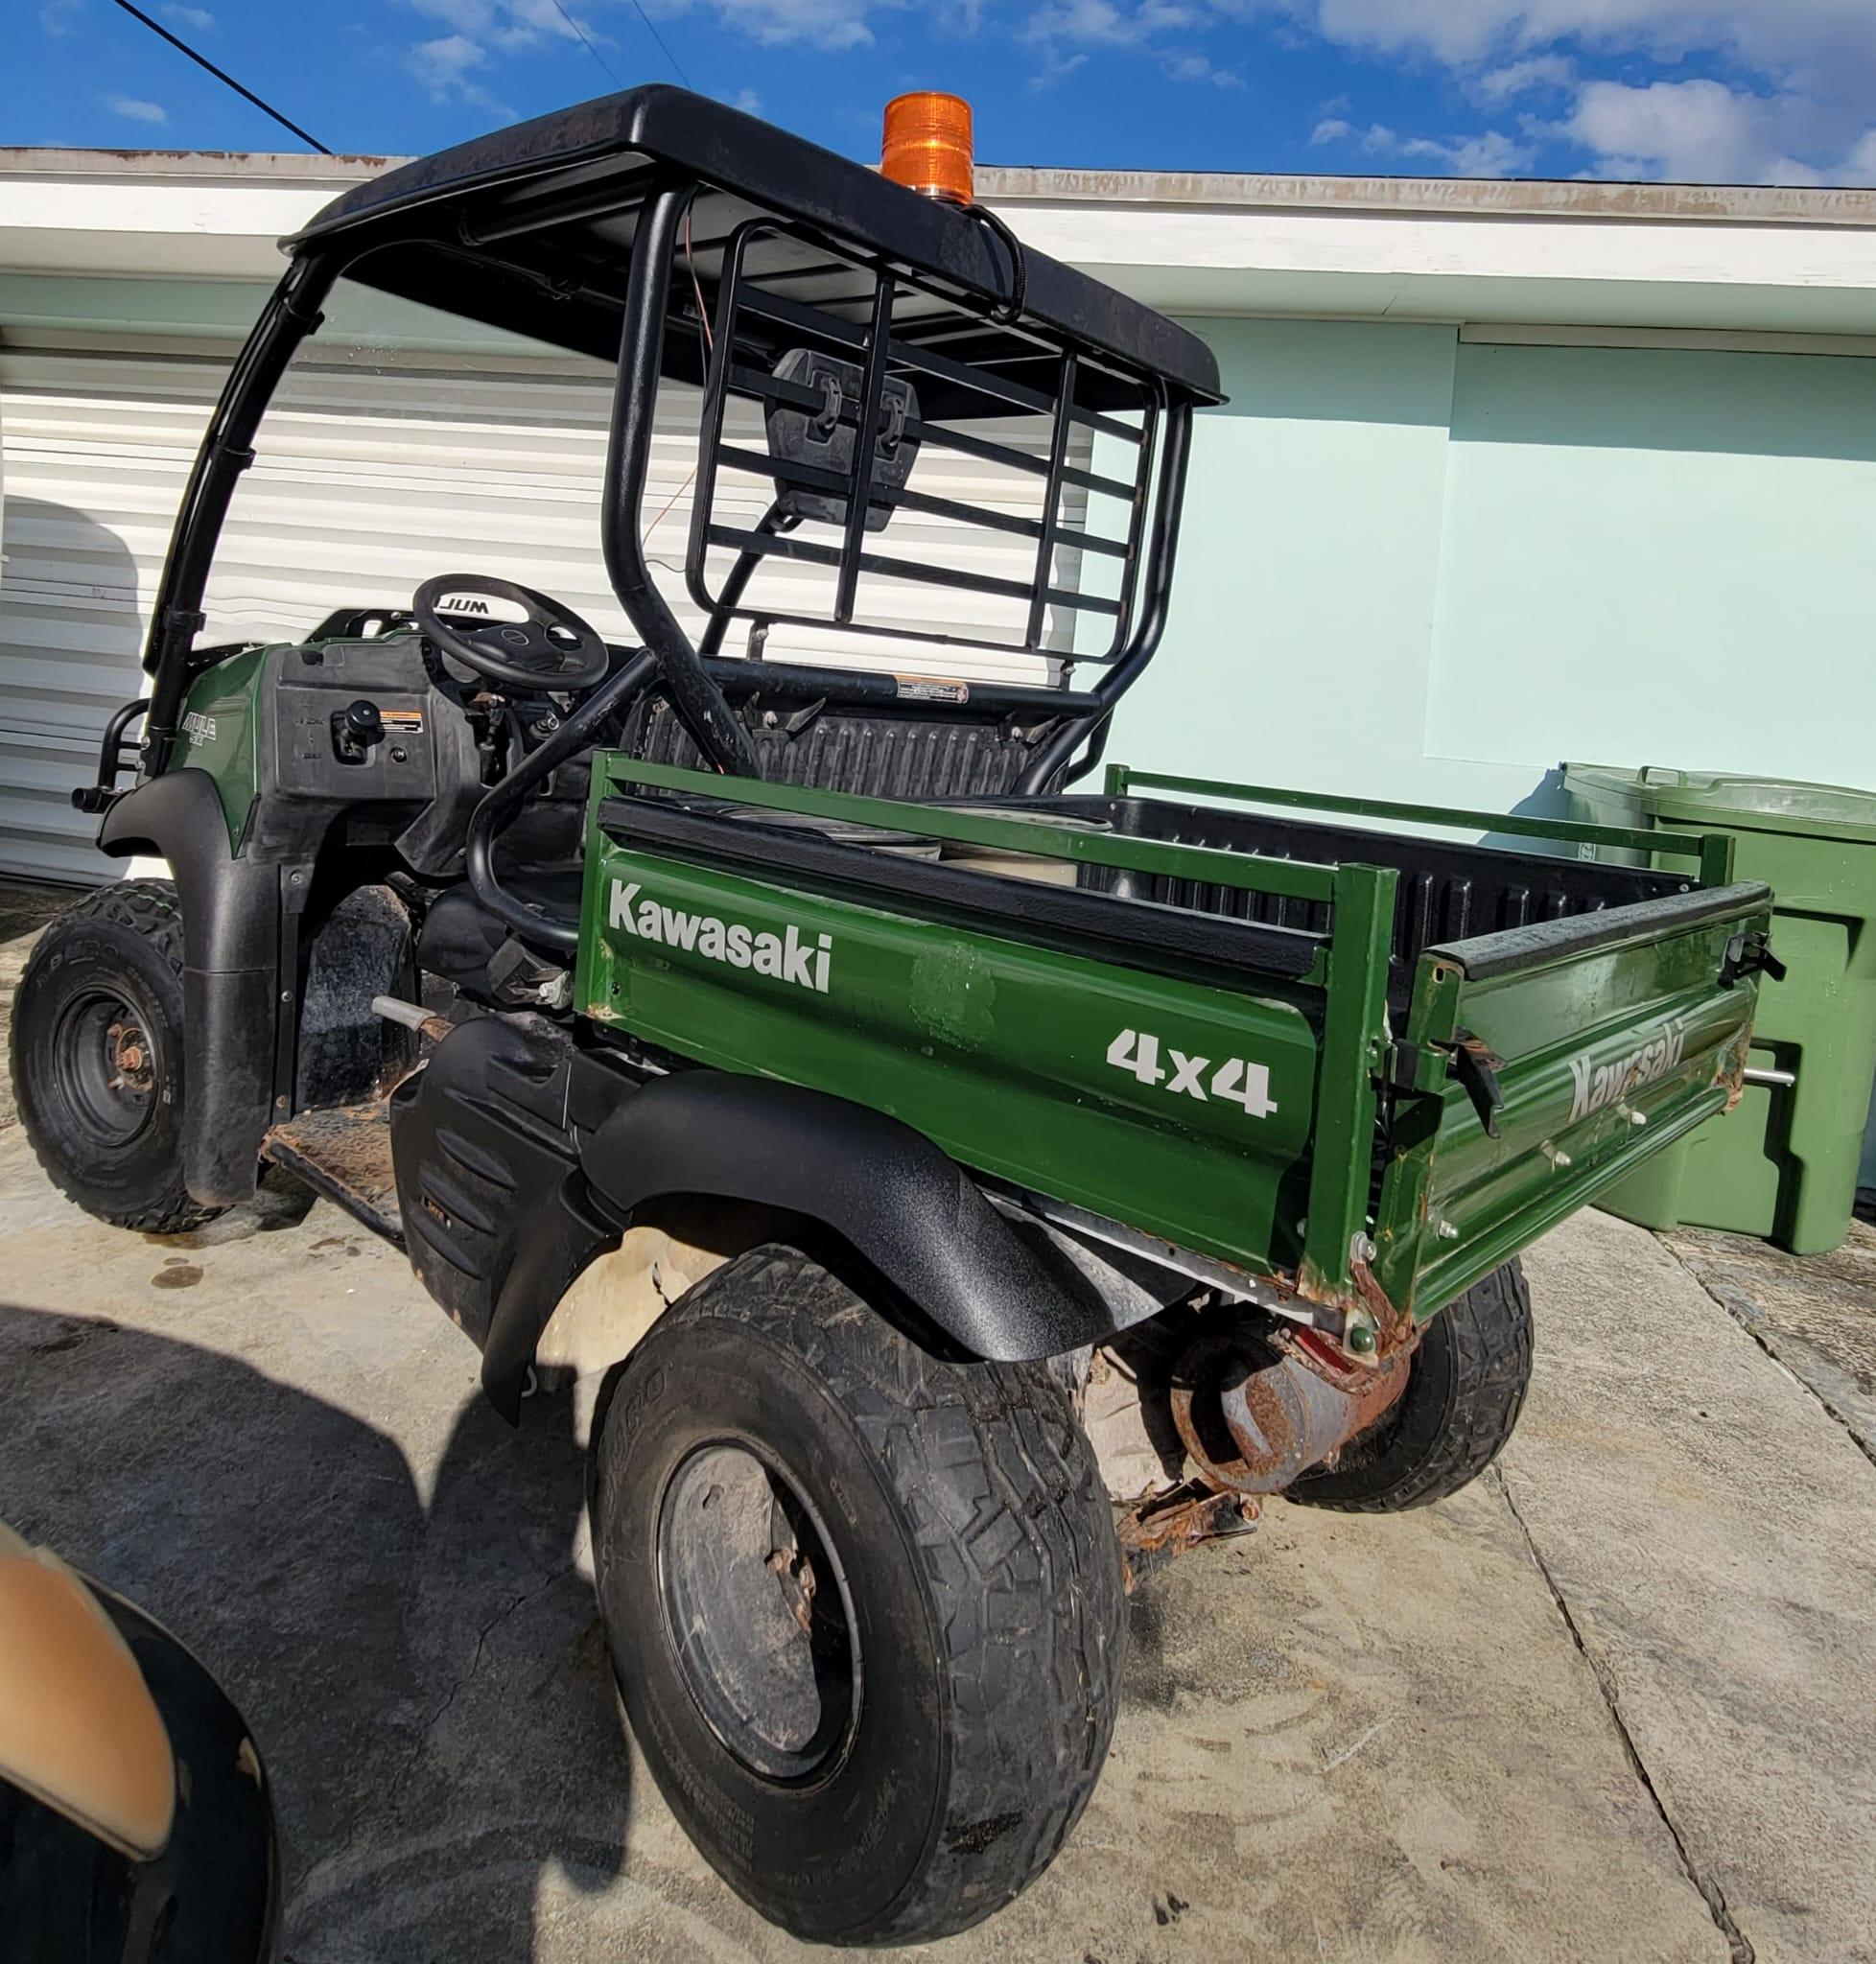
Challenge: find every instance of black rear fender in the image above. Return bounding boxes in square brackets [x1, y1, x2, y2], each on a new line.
[576, 1072, 1112, 1362]
[389, 1023, 1128, 1421]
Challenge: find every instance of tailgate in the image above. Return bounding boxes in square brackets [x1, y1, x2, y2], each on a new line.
[1375, 880, 1775, 1321]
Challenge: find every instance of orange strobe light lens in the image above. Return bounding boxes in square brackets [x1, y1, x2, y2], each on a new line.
[881, 92, 973, 204]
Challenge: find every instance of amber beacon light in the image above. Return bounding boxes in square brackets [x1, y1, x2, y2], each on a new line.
[881, 92, 974, 204]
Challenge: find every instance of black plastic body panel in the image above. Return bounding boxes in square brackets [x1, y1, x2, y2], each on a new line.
[243, 636, 467, 867]
[626, 693, 1048, 800]
[389, 1023, 1137, 1421]
[597, 795, 1321, 984]
[576, 1071, 1116, 1362]
[1428, 877, 1772, 980]
[389, 1014, 621, 1422]
[98, 769, 279, 1207]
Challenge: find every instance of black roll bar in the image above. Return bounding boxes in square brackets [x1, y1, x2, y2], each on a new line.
[464, 650, 657, 953]
[139, 251, 337, 778]
[1015, 396, 1193, 793]
[599, 180, 760, 778]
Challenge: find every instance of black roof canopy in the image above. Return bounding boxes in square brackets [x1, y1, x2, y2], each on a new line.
[288, 85, 1222, 414]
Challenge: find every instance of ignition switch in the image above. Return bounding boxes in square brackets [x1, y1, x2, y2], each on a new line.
[332, 699, 385, 763]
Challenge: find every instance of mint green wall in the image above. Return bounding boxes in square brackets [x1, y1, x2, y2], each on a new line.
[1430, 342, 1876, 791]
[1114, 319, 1876, 820]
[1110, 319, 1509, 805]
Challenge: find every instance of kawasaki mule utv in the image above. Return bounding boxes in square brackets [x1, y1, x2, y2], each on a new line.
[12, 86, 1779, 1945]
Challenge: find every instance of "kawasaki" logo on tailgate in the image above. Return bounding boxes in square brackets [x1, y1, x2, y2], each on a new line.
[1567, 1020, 1687, 1124]
[607, 879, 832, 994]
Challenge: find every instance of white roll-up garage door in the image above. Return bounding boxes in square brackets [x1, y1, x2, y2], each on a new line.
[1, 317, 1080, 884]
[0, 333, 218, 881]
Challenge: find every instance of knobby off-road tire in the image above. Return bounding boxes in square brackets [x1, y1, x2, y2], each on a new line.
[1288, 1258, 1534, 1512]
[10, 878, 215, 1235]
[590, 1244, 1126, 1946]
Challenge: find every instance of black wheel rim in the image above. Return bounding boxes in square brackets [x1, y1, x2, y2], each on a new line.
[50, 990, 159, 1148]
[657, 1440, 861, 1785]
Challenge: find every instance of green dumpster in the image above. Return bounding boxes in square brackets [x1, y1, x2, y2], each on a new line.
[1562, 764, 1876, 1255]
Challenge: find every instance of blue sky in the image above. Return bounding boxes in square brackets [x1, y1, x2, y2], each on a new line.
[14, 1, 1876, 185]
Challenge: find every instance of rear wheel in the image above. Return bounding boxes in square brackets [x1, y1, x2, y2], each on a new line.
[590, 1244, 1125, 1946]
[1287, 1258, 1533, 1511]
[10, 879, 215, 1234]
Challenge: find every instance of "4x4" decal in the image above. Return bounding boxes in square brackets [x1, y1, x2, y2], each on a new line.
[1105, 1028, 1278, 1119]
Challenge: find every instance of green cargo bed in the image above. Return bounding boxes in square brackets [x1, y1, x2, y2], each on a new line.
[577, 758, 1774, 1350]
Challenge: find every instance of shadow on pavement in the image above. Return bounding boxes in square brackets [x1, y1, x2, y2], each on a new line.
[0, 1305, 627, 1963]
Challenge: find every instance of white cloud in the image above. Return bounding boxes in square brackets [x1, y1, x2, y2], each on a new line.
[657, 0, 878, 50]
[410, 0, 592, 48]
[1844, 130, 1876, 186]
[1279, 2, 1876, 184]
[161, 3, 215, 27]
[1557, 76, 1870, 182]
[104, 93, 168, 124]
[1297, 1, 1876, 91]
[1474, 52, 1574, 101]
[502, 0, 595, 41]
[407, 31, 494, 99]
[1024, 0, 1137, 44]
[1028, 45, 1090, 86]
[410, 0, 491, 28]
[1022, 0, 1243, 77]
[1309, 114, 1533, 175]
[733, 87, 762, 112]
[1400, 128, 1533, 175]
[1161, 47, 1244, 83]
[1023, 0, 1224, 46]
[39, 0, 82, 34]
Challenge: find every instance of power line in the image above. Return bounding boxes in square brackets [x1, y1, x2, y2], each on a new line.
[107, 0, 331, 153]
[547, 0, 625, 90]
[611, 0, 694, 90]
[550, 0, 696, 99]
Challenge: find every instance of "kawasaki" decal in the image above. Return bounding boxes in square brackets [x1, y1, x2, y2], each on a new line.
[607, 879, 832, 994]
[1568, 1020, 1686, 1124]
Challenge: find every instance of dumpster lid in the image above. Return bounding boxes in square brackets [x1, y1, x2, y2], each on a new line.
[1563, 763, 1876, 844]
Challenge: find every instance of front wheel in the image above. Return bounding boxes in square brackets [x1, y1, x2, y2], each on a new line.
[590, 1245, 1126, 1946]
[10, 878, 215, 1235]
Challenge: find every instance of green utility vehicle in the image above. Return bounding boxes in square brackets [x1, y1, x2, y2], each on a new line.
[11, 88, 1779, 1946]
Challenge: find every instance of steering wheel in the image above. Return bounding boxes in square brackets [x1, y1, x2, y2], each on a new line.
[412, 574, 611, 692]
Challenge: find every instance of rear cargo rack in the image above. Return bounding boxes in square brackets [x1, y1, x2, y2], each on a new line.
[688, 216, 1164, 669]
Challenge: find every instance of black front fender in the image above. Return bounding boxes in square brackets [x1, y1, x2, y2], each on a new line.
[98, 771, 278, 1208]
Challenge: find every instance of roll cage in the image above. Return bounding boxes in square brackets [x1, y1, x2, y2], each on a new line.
[129, 85, 1221, 799]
